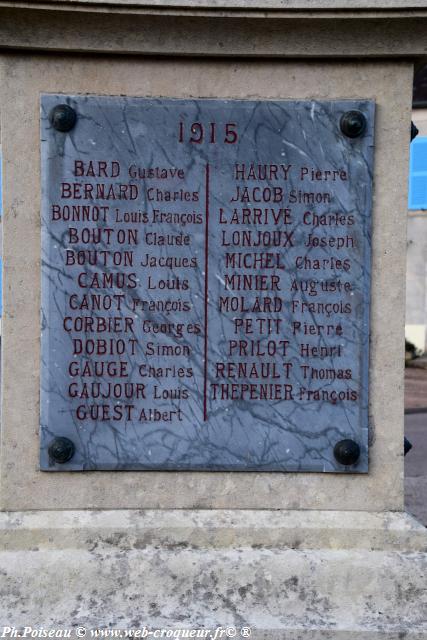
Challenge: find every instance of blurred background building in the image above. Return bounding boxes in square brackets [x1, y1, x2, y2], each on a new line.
[406, 64, 427, 354]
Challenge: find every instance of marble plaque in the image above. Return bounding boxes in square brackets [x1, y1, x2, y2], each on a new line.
[40, 94, 374, 472]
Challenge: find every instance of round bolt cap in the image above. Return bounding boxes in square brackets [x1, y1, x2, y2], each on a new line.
[340, 110, 367, 138]
[48, 437, 75, 463]
[49, 104, 77, 132]
[333, 439, 361, 466]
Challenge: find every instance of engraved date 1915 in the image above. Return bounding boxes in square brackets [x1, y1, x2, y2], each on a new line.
[178, 121, 238, 144]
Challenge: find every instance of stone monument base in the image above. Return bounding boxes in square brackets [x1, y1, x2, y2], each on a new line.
[0, 510, 426, 637]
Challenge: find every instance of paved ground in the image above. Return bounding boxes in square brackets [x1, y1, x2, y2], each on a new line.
[405, 364, 427, 525]
[405, 413, 427, 525]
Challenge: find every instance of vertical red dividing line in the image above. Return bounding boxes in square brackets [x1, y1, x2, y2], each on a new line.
[203, 163, 210, 422]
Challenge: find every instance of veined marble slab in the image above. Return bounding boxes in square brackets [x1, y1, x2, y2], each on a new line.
[40, 95, 374, 471]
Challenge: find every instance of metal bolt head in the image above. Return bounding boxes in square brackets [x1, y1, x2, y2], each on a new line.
[49, 104, 77, 132]
[340, 110, 367, 138]
[333, 439, 361, 466]
[48, 437, 75, 463]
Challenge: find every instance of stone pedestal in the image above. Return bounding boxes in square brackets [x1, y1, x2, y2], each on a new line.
[0, 510, 426, 637]
[0, 2, 426, 636]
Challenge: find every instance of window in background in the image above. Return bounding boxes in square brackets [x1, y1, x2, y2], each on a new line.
[409, 137, 427, 210]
